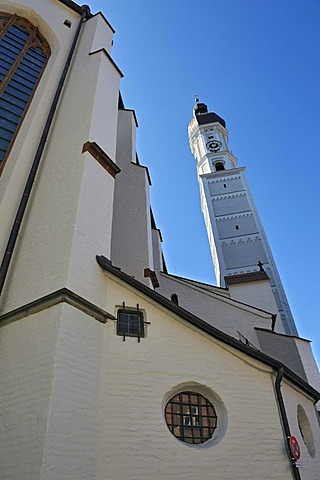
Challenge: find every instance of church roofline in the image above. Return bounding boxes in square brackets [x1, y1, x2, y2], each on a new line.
[58, 0, 92, 17]
[91, 11, 115, 33]
[255, 327, 311, 343]
[57, 2, 116, 33]
[161, 271, 229, 293]
[96, 255, 320, 402]
[160, 271, 276, 318]
[195, 111, 226, 128]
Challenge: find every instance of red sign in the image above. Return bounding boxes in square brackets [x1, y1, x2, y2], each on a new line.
[289, 435, 301, 460]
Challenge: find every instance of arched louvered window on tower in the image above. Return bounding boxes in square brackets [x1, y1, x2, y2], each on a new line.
[0, 13, 50, 173]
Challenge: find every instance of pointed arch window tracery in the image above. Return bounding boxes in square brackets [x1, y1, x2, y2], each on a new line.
[0, 13, 51, 172]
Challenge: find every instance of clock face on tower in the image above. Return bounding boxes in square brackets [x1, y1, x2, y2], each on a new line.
[206, 140, 222, 152]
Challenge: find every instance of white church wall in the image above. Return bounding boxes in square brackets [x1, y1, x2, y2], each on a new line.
[222, 237, 268, 271]
[87, 12, 114, 55]
[212, 192, 251, 216]
[256, 329, 308, 379]
[216, 213, 259, 239]
[0, 6, 122, 313]
[151, 228, 164, 273]
[111, 109, 155, 285]
[295, 338, 320, 398]
[228, 279, 280, 318]
[114, 109, 137, 168]
[96, 273, 304, 480]
[0, 301, 104, 480]
[282, 381, 320, 479]
[66, 155, 117, 307]
[0, 0, 78, 261]
[40, 303, 103, 480]
[0, 304, 62, 479]
[86, 47, 121, 159]
[208, 175, 244, 195]
[157, 272, 272, 346]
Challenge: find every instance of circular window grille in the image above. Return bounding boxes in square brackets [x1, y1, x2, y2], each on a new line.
[165, 391, 217, 444]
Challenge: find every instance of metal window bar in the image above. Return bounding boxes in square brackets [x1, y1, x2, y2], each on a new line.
[119, 302, 150, 342]
[237, 331, 259, 350]
[165, 392, 217, 444]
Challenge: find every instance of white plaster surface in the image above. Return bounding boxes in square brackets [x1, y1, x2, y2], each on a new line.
[295, 338, 320, 395]
[228, 279, 279, 319]
[0, 2, 120, 313]
[0, 304, 62, 479]
[282, 381, 320, 479]
[0, 4, 319, 480]
[111, 110, 154, 285]
[158, 271, 272, 347]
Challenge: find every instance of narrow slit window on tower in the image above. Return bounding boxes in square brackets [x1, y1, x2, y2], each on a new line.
[235, 225, 239, 230]
[0, 13, 51, 173]
[215, 162, 225, 171]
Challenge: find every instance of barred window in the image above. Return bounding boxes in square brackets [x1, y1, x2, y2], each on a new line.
[0, 13, 50, 172]
[165, 391, 217, 444]
[117, 306, 145, 340]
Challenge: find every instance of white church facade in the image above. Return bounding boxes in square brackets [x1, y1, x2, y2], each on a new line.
[0, 1, 319, 479]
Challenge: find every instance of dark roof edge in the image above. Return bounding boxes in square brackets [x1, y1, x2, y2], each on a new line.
[131, 162, 152, 185]
[96, 255, 320, 402]
[92, 11, 115, 33]
[161, 272, 274, 317]
[255, 327, 311, 343]
[88, 49, 124, 78]
[58, 0, 92, 17]
[162, 271, 227, 290]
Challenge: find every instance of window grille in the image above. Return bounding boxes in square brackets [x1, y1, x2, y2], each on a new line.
[0, 14, 50, 171]
[117, 303, 148, 341]
[165, 391, 217, 444]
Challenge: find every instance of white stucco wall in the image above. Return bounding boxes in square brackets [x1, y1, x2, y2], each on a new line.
[0, 0, 78, 256]
[1, 270, 319, 480]
[158, 271, 272, 346]
[0, 304, 62, 479]
[111, 109, 155, 285]
[0, 2, 121, 313]
[0, 302, 104, 480]
[295, 338, 320, 398]
[282, 381, 320, 479]
[94, 272, 320, 480]
[228, 279, 281, 326]
[41, 303, 103, 480]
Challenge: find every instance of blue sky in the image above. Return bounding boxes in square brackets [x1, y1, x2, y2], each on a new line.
[88, 0, 320, 362]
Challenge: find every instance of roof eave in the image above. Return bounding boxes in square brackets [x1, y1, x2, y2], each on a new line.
[96, 255, 320, 402]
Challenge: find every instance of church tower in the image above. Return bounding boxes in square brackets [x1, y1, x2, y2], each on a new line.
[188, 101, 297, 336]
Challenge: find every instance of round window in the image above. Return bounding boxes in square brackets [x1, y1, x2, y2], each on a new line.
[165, 391, 217, 444]
[297, 404, 315, 457]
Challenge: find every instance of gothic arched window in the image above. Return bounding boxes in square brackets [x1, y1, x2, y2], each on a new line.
[0, 13, 50, 172]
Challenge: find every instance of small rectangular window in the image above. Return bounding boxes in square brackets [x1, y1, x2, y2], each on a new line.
[117, 308, 145, 339]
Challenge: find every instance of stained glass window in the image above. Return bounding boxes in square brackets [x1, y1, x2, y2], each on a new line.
[0, 14, 50, 171]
